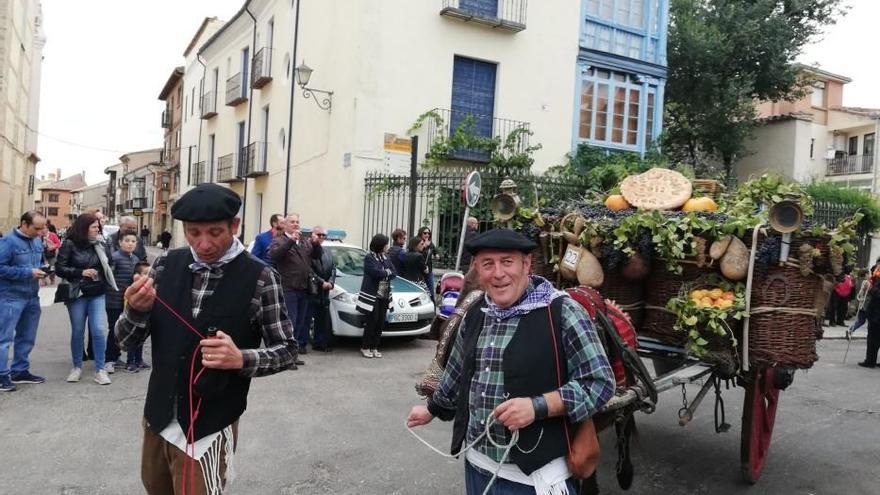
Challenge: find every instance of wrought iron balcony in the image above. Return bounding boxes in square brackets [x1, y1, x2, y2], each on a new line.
[826, 154, 874, 176]
[440, 0, 527, 32]
[216, 153, 242, 183]
[161, 110, 171, 128]
[126, 197, 147, 210]
[201, 91, 217, 119]
[226, 73, 247, 106]
[252, 47, 272, 89]
[422, 108, 531, 163]
[239, 142, 268, 177]
[191, 161, 207, 185]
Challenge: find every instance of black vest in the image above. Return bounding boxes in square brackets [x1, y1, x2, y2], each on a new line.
[144, 248, 264, 440]
[451, 297, 571, 475]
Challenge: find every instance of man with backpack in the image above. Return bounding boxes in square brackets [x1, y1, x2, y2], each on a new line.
[407, 229, 614, 494]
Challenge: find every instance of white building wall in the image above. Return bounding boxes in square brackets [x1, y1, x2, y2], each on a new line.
[174, 0, 583, 246]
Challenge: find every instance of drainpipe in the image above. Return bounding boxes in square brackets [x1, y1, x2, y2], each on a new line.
[241, 4, 258, 242]
[195, 54, 207, 184]
[283, 0, 302, 213]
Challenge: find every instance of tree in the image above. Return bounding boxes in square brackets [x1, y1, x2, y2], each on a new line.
[663, 0, 846, 179]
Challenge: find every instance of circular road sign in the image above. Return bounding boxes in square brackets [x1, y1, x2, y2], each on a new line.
[464, 171, 482, 208]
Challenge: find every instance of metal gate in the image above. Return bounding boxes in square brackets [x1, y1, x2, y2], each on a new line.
[362, 168, 582, 269]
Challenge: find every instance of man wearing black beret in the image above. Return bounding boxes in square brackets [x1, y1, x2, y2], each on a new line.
[116, 183, 299, 494]
[408, 229, 615, 494]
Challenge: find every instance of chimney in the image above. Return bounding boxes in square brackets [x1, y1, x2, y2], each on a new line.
[56, 168, 61, 180]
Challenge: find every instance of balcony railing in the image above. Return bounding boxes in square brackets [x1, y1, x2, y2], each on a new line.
[252, 47, 272, 89]
[226, 73, 247, 106]
[423, 108, 531, 163]
[440, 0, 527, 32]
[191, 161, 207, 185]
[826, 154, 874, 176]
[201, 91, 217, 119]
[239, 142, 268, 177]
[125, 196, 153, 210]
[161, 110, 171, 128]
[216, 153, 243, 183]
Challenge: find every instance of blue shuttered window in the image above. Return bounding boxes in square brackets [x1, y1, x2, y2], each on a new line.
[451, 56, 497, 138]
[459, 0, 498, 18]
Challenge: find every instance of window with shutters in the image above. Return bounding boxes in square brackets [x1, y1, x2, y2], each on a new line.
[450, 56, 497, 161]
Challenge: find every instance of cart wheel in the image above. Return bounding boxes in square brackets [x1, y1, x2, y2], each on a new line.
[740, 366, 780, 484]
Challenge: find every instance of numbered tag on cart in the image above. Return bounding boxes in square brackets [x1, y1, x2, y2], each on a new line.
[562, 245, 581, 271]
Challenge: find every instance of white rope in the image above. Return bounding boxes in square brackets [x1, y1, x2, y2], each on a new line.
[406, 416, 522, 495]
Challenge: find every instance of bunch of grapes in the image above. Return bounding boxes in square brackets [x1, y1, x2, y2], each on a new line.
[636, 227, 654, 264]
[754, 236, 781, 273]
[518, 222, 543, 242]
[600, 244, 626, 271]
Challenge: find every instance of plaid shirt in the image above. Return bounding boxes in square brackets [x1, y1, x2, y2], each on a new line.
[433, 277, 615, 462]
[115, 248, 298, 377]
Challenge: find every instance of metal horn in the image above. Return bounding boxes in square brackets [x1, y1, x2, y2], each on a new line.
[768, 199, 803, 263]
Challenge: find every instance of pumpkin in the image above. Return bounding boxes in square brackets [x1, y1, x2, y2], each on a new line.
[681, 196, 718, 213]
[604, 194, 631, 211]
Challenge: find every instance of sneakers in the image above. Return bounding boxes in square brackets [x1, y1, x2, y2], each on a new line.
[857, 362, 876, 369]
[94, 370, 112, 385]
[66, 368, 82, 382]
[139, 361, 152, 370]
[10, 371, 45, 384]
[360, 348, 373, 359]
[105, 362, 115, 374]
[371, 349, 383, 358]
[0, 375, 16, 392]
[125, 363, 140, 373]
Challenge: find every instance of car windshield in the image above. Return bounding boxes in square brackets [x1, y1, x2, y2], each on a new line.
[327, 246, 366, 276]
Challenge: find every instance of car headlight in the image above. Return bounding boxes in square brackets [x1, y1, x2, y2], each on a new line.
[419, 293, 431, 305]
[333, 292, 358, 305]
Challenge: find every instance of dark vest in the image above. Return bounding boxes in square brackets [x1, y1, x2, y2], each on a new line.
[144, 248, 264, 440]
[451, 297, 570, 475]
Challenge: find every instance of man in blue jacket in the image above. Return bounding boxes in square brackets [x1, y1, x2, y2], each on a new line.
[0, 211, 49, 391]
[250, 213, 285, 265]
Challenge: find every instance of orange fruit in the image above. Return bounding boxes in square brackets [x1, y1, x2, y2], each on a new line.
[681, 197, 719, 213]
[723, 291, 735, 300]
[605, 195, 632, 211]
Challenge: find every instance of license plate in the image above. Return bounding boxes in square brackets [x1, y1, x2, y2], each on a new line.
[388, 312, 417, 323]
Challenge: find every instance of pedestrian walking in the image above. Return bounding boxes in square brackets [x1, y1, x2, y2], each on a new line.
[309, 226, 336, 352]
[400, 236, 429, 291]
[158, 230, 172, 251]
[140, 226, 151, 247]
[269, 213, 321, 358]
[0, 211, 49, 392]
[116, 183, 299, 494]
[104, 232, 140, 374]
[42, 227, 62, 285]
[417, 226, 437, 301]
[356, 234, 396, 359]
[407, 229, 615, 494]
[56, 213, 118, 385]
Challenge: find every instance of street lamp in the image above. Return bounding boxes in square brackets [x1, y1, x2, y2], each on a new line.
[294, 61, 333, 111]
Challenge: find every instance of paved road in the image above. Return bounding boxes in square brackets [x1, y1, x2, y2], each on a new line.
[1, 300, 877, 494]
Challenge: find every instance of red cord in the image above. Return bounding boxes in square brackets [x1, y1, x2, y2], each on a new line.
[152, 293, 208, 495]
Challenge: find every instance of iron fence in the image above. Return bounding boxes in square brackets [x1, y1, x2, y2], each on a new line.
[363, 168, 582, 269]
[812, 200, 872, 268]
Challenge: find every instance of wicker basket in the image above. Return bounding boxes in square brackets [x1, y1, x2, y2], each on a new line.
[693, 179, 724, 199]
[599, 269, 646, 328]
[640, 259, 709, 345]
[747, 263, 821, 368]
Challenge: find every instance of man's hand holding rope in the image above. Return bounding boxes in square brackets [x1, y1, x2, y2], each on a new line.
[200, 331, 244, 370]
[125, 273, 156, 312]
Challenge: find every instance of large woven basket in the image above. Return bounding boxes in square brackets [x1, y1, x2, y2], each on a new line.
[693, 179, 724, 199]
[640, 259, 708, 345]
[747, 263, 821, 368]
[599, 269, 646, 328]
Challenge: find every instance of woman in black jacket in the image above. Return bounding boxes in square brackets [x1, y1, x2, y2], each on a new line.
[356, 234, 396, 359]
[56, 213, 117, 385]
[860, 277, 880, 368]
[400, 236, 429, 291]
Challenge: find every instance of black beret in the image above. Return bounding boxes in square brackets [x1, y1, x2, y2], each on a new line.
[464, 228, 537, 255]
[171, 183, 241, 222]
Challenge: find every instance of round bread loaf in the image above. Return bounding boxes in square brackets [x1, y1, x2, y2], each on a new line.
[620, 168, 693, 210]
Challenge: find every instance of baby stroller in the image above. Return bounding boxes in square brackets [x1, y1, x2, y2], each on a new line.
[427, 272, 465, 340]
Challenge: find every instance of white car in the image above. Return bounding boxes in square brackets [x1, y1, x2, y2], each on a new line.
[324, 241, 434, 338]
[102, 224, 119, 240]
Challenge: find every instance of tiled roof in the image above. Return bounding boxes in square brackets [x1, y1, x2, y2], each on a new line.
[833, 107, 880, 119]
[40, 173, 87, 191]
[755, 111, 814, 124]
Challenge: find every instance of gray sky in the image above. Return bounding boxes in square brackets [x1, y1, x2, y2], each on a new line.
[36, 0, 878, 185]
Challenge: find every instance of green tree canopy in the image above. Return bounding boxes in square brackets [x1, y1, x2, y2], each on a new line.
[663, 0, 846, 179]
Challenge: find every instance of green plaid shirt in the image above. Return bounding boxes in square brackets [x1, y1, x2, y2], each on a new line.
[433, 279, 614, 462]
